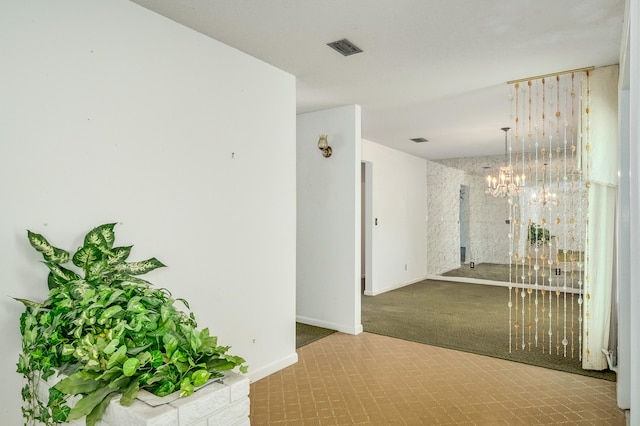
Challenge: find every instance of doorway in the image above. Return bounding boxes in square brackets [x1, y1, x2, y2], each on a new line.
[361, 161, 373, 295]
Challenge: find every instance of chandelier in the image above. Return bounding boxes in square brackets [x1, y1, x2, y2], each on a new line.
[485, 127, 525, 197]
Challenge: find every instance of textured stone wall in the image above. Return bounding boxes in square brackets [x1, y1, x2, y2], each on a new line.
[426, 161, 464, 274]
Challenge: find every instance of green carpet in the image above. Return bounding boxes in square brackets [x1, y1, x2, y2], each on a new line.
[296, 322, 336, 348]
[361, 279, 615, 381]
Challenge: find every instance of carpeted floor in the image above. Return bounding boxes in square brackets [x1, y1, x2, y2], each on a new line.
[361, 279, 615, 381]
[296, 322, 336, 348]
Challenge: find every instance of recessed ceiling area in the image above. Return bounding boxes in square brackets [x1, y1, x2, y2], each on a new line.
[130, 0, 625, 160]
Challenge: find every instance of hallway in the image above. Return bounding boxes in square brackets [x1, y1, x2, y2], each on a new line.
[250, 332, 624, 425]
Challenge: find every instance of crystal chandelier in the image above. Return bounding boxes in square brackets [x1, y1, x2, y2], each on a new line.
[485, 127, 525, 197]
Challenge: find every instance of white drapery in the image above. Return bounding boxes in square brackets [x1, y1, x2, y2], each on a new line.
[582, 65, 619, 370]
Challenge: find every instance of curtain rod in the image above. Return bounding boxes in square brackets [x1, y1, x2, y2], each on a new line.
[506, 66, 594, 85]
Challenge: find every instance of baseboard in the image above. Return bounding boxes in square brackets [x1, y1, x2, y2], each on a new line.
[364, 275, 429, 296]
[425, 274, 583, 294]
[296, 315, 363, 335]
[247, 352, 298, 383]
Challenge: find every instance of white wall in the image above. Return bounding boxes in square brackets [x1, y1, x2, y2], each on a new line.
[296, 106, 363, 334]
[0, 1, 297, 424]
[425, 161, 465, 274]
[361, 140, 428, 295]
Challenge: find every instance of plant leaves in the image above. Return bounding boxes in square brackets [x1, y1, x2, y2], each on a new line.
[45, 262, 81, 284]
[119, 377, 140, 407]
[116, 258, 166, 275]
[122, 358, 140, 377]
[67, 386, 117, 421]
[85, 391, 114, 426]
[107, 246, 132, 265]
[163, 333, 179, 359]
[72, 245, 103, 271]
[191, 369, 210, 387]
[86, 258, 109, 282]
[54, 372, 102, 395]
[84, 223, 117, 250]
[106, 345, 127, 370]
[27, 230, 70, 264]
[100, 305, 123, 322]
[12, 297, 42, 309]
[154, 381, 176, 397]
[180, 377, 194, 397]
[103, 338, 120, 355]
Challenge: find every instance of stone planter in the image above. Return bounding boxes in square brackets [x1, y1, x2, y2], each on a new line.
[39, 372, 250, 426]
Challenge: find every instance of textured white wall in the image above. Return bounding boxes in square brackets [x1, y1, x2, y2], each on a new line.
[426, 161, 465, 274]
[0, 1, 296, 424]
[296, 106, 363, 333]
[361, 140, 428, 295]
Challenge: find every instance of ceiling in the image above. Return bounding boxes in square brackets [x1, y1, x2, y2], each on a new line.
[131, 0, 625, 160]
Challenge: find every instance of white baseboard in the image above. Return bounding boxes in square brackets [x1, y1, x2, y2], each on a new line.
[296, 315, 363, 335]
[247, 352, 298, 383]
[363, 274, 429, 296]
[425, 274, 583, 294]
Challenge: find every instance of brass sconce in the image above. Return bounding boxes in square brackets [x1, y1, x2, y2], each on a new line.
[317, 134, 332, 158]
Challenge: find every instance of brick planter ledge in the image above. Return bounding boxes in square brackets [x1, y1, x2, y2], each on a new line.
[38, 372, 250, 426]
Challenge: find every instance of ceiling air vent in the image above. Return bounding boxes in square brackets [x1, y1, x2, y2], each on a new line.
[410, 137, 429, 143]
[327, 39, 363, 56]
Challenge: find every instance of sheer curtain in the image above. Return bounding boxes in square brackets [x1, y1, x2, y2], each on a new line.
[582, 65, 619, 370]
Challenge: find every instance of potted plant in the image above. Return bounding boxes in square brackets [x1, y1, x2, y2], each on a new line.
[527, 222, 554, 246]
[14, 223, 247, 426]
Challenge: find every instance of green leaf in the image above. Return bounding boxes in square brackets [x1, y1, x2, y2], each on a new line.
[180, 377, 194, 397]
[86, 258, 109, 282]
[191, 369, 211, 387]
[163, 333, 179, 359]
[100, 305, 123, 322]
[189, 328, 203, 353]
[136, 351, 152, 367]
[62, 344, 75, 356]
[103, 338, 120, 355]
[54, 372, 102, 395]
[108, 374, 131, 390]
[51, 404, 71, 423]
[107, 246, 132, 265]
[116, 258, 166, 275]
[107, 345, 127, 369]
[119, 377, 140, 406]
[126, 296, 146, 313]
[96, 366, 123, 382]
[12, 297, 42, 309]
[72, 244, 103, 271]
[176, 297, 190, 309]
[27, 230, 70, 264]
[85, 392, 114, 426]
[122, 357, 140, 377]
[84, 223, 117, 250]
[149, 350, 163, 368]
[105, 289, 126, 306]
[45, 262, 81, 284]
[154, 381, 176, 397]
[67, 386, 117, 421]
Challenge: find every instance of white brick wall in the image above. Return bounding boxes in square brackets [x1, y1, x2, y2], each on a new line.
[38, 372, 250, 425]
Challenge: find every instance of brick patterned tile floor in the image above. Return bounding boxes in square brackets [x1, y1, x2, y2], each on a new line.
[249, 332, 625, 425]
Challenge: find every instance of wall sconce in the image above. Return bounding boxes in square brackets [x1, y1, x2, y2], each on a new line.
[317, 134, 332, 158]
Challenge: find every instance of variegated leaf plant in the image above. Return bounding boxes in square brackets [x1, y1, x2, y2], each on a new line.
[15, 223, 247, 426]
